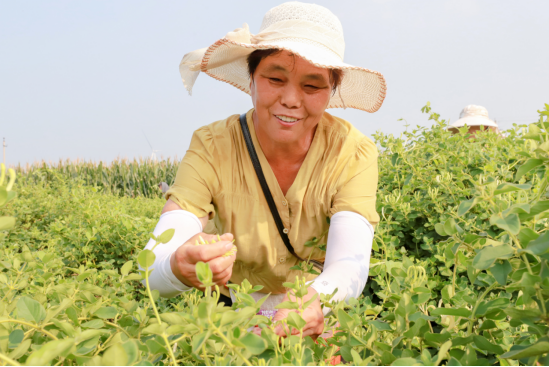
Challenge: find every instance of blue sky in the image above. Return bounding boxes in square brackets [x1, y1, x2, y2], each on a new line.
[1, 0, 548, 165]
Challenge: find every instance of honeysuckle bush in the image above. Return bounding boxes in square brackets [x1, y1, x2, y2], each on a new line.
[0, 103, 548, 365]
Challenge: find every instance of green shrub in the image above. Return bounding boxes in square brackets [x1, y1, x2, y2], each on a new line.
[0, 103, 548, 365]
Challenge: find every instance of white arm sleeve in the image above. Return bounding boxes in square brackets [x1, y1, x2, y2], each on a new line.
[310, 211, 374, 309]
[140, 210, 203, 298]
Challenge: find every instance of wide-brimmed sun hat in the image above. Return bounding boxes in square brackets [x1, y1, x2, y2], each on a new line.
[450, 105, 498, 128]
[179, 1, 387, 113]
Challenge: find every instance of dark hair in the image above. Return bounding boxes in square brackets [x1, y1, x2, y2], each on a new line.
[247, 49, 343, 95]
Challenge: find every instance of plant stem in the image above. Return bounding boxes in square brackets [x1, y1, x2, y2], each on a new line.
[511, 234, 548, 316]
[0, 353, 20, 366]
[145, 268, 178, 366]
[0, 320, 58, 340]
[467, 282, 498, 335]
[209, 324, 252, 366]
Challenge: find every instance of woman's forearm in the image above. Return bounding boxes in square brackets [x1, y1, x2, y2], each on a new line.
[310, 211, 374, 310]
[141, 210, 203, 297]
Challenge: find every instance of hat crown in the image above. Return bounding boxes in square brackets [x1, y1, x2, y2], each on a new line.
[260, 2, 343, 34]
[460, 105, 489, 119]
[259, 1, 345, 59]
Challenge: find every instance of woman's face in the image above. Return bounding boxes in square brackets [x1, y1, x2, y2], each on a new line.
[250, 51, 332, 145]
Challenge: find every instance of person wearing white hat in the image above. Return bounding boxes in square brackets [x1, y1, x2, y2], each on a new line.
[141, 2, 386, 338]
[449, 105, 500, 134]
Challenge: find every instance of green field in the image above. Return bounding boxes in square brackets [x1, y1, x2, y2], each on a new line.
[1, 103, 549, 366]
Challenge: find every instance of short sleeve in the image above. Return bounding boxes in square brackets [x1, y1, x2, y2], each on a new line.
[330, 137, 380, 226]
[165, 128, 218, 220]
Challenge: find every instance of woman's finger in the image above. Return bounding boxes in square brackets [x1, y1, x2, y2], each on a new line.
[212, 266, 231, 283]
[208, 251, 236, 275]
[184, 238, 234, 264]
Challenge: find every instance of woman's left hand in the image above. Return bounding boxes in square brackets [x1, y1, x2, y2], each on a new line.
[269, 288, 324, 339]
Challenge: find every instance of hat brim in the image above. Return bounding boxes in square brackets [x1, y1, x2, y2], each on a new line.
[450, 116, 498, 128]
[201, 38, 387, 113]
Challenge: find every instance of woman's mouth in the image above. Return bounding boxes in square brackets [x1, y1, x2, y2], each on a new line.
[274, 114, 301, 127]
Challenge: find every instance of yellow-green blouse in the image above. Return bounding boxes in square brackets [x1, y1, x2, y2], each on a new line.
[166, 109, 379, 296]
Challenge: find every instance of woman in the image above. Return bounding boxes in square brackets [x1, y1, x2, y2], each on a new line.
[143, 1, 386, 339]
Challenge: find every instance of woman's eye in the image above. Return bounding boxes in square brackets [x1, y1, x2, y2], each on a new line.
[270, 78, 283, 82]
[305, 85, 320, 89]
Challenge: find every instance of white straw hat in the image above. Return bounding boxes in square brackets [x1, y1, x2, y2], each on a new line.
[179, 1, 387, 113]
[450, 105, 498, 128]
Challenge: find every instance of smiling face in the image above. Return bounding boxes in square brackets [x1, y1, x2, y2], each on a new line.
[249, 50, 333, 147]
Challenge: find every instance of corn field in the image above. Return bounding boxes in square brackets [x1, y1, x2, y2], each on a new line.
[14, 157, 180, 198]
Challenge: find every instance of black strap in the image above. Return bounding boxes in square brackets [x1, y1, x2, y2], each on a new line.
[239, 113, 323, 271]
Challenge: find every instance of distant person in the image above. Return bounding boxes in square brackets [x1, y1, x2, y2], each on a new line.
[158, 182, 169, 194]
[449, 105, 500, 135]
[142, 2, 386, 339]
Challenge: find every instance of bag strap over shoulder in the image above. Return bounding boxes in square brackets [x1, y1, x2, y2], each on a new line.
[238, 113, 324, 271]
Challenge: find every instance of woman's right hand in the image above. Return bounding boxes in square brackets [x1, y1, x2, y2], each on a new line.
[170, 232, 236, 290]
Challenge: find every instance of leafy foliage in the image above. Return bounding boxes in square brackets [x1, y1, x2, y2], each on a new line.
[0, 103, 548, 365]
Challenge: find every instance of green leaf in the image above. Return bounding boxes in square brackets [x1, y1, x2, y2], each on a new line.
[195, 261, 213, 285]
[489, 213, 520, 235]
[337, 309, 355, 330]
[516, 158, 544, 180]
[191, 331, 210, 353]
[392, 357, 419, 366]
[102, 343, 128, 366]
[81, 319, 105, 329]
[137, 250, 155, 269]
[478, 320, 497, 331]
[520, 200, 549, 221]
[8, 339, 31, 360]
[26, 338, 75, 366]
[142, 323, 167, 335]
[472, 244, 515, 270]
[430, 308, 471, 317]
[274, 301, 299, 310]
[122, 340, 139, 366]
[157, 228, 175, 244]
[435, 340, 452, 366]
[8, 329, 24, 346]
[391, 268, 407, 278]
[0, 187, 7, 206]
[0, 216, 16, 231]
[493, 183, 531, 195]
[443, 218, 458, 235]
[523, 123, 542, 140]
[518, 228, 539, 246]
[120, 261, 133, 276]
[503, 203, 531, 216]
[500, 341, 549, 359]
[351, 349, 363, 365]
[457, 198, 477, 216]
[16, 296, 46, 323]
[369, 320, 392, 331]
[473, 335, 504, 354]
[489, 260, 512, 285]
[240, 333, 267, 355]
[93, 307, 117, 319]
[435, 223, 447, 236]
[524, 231, 549, 255]
[286, 312, 306, 330]
[412, 292, 431, 304]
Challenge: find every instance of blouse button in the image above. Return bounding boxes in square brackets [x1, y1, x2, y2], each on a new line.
[279, 257, 286, 264]
[282, 201, 287, 206]
[283, 228, 289, 234]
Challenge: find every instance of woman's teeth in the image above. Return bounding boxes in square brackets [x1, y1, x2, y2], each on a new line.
[275, 115, 299, 123]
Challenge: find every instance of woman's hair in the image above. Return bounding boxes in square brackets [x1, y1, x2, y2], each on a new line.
[247, 49, 343, 95]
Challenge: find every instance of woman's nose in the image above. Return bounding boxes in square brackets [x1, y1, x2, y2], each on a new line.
[279, 84, 302, 109]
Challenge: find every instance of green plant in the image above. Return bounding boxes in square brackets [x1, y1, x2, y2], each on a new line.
[0, 103, 549, 365]
[0, 164, 17, 238]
